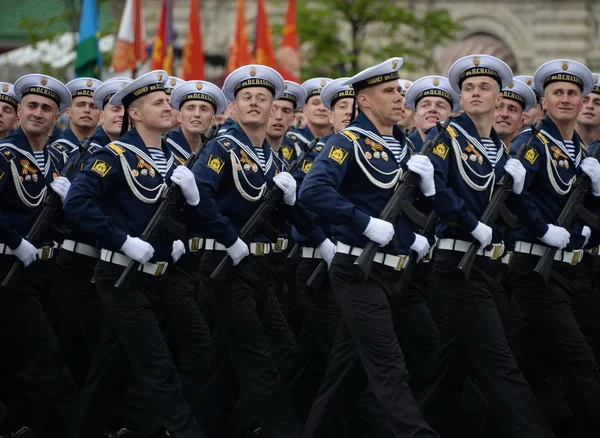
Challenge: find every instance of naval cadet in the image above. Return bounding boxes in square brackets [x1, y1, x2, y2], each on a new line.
[0, 82, 19, 139]
[418, 54, 554, 437]
[0, 73, 78, 437]
[64, 70, 209, 438]
[216, 101, 238, 134]
[514, 75, 544, 127]
[89, 77, 134, 148]
[165, 76, 185, 131]
[48, 77, 101, 170]
[299, 58, 438, 438]
[397, 78, 415, 132]
[494, 78, 537, 149]
[576, 73, 600, 146]
[509, 59, 600, 433]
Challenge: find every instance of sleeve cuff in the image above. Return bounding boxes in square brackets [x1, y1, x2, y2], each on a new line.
[107, 229, 128, 251]
[7, 232, 23, 250]
[533, 221, 549, 239]
[461, 211, 479, 233]
[352, 210, 371, 234]
[222, 226, 239, 248]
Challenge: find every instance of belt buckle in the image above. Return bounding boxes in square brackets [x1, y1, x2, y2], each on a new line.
[491, 243, 503, 260]
[591, 247, 599, 256]
[571, 250, 582, 266]
[153, 262, 167, 276]
[274, 238, 284, 252]
[255, 242, 265, 256]
[395, 255, 407, 271]
[190, 237, 203, 252]
[40, 246, 52, 260]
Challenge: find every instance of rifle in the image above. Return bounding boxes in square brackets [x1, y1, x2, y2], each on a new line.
[2, 135, 93, 287]
[457, 119, 544, 279]
[534, 142, 600, 282]
[353, 117, 453, 280]
[209, 137, 320, 282]
[306, 237, 337, 288]
[114, 125, 219, 290]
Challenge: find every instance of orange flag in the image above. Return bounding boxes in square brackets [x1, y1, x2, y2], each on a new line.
[254, 0, 277, 68]
[226, 0, 251, 74]
[278, 0, 300, 81]
[150, 0, 175, 74]
[182, 0, 205, 79]
[111, 0, 147, 72]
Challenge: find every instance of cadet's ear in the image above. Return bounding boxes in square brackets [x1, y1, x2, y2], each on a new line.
[540, 97, 546, 112]
[356, 90, 369, 109]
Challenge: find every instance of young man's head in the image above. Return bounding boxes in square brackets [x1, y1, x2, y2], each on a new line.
[577, 75, 600, 131]
[165, 76, 185, 130]
[514, 75, 544, 126]
[494, 79, 537, 141]
[65, 78, 102, 135]
[94, 77, 133, 140]
[534, 59, 593, 125]
[0, 83, 20, 138]
[301, 78, 333, 131]
[396, 79, 414, 129]
[405, 75, 459, 135]
[267, 81, 306, 141]
[320, 78, 355, 133]
[14, 74, 71, 139]
[170, 80, 226, 136]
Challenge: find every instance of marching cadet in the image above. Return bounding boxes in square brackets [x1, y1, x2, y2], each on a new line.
[494, 79, 537, 149]
[165, 76, 185, 131]
[0, 82, 19, 139]
[64, 70, 210, 438]
[90, 77, 133, 147]
[514, 75, 545, 127]
[268, 80, 306, 164]
[418, 54, 554, 437]
[397, 78, 415, 132]
[405, 76, 460, 153]
[0, 73, 78, 436]
[193, 64, 313, 438]
[509, 59, 600, 432]
[299, 58, 438, 437]
[576, 73, 600, 146]
[216, 101, 238, 134]
[48, 77, 102, 169]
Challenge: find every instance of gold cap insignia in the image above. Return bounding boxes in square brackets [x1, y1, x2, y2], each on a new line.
[86, 79, 93, 87]
[562, 61, 569, 71]
[157, 73, 163, 81]
[121, 81, 128, 88]
[404, 81, 411, 89]
[196, 82, 203, 90]
[1, 84, 8, 92]
[508, 81, 514, 88]
[348, 84, 353, 89]
[250, 68, 257, 77]
[433, 78, 440, 86]
[170, 78, 177, 86]
[320, 79, 326, 87]
[595, 75, 599, 84]
[392, 60, 398, 69]
[526, 78, 532, 85]
[41, 77, 48, 86]
[284, 83, 288, 90]
[473, 57, 480, 67]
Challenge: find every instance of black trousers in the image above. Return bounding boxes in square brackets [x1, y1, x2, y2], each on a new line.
[70, 260, 208, 438]
[0, 254, 78, 436]
[509, 253, 600, 431]
[302, 253, 438, 438]
[419, 251, 554, 438]
[200, 252, 302, 438]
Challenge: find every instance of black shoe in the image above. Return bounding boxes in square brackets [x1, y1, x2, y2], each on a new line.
[104, 428, 133, 438]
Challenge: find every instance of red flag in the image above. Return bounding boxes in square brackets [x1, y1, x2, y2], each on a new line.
[278, 0, 300, 81]
[254, 0, 277, 68]
[111, 0, 147, 72]
[226, 0, 251, 74]
[151, 0, 175, 74]
[182, 0, 205, 79]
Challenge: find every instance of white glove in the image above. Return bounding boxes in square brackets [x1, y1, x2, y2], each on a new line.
[13, 238, 38, 267]
[363, 217, 395, 247]
[582, 225, 591, 249]
[120, 235, 155, 264]
[504, 158, 526, 195]
[406, 155, 436, 197]
[539, 224, 570, 249]
[317, 238, 336, 268]
[410, 233, 430, 262]
[50, 176, 71, 203]
[273, 172, 297, 206]
[581, 157, 600, 196]
[170, 166, 200, 206]
[227, 238, 249, 266]
[171, 240, 186, 263]
[471, 222, 493, 248]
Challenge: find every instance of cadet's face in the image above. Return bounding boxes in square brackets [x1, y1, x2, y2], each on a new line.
[214, 113, 227, 125]
[460, 77, 500, 116]
[18, 94, 59, 136]
[304, 95, 331, 128]
[330, 97, 353, 133]
[235, 87, 274, 127]
[577, 93, 600, 128]
[542, 82, 582, 124]
[100, 102, 125, 137]
[416, 96, 452, 132]
[130, 91, 172, 132]
[294, 111, 306, 128]
[360, 81, 404, 125]
[522, 103, 543, 126]
[178, 100, 215, 135]
[66, 96, 100, 130]
[0, 102, 18, 135]
[397, 99, 415, 129]
[494, 99, 523, 139]
[170, 108, 181, 130]
[267, 100, 295, 138]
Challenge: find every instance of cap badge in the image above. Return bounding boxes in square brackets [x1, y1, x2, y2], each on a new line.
[433, 78, 440, 86]
[1, 84, 8, 92]
[404, 81, 411, 88]
[170, 78, 177, 86]
[526, 78, 532, 85]
[158, 73, 163, 81]
[473, 57, 480, 66]
[284, 83, 288, 90]
[392, 60, 398, 69]
[320, 79, 326, 87]
[595, 75, 599, 84]
[508, 82, 514, 88]
[121, 82, 128, 88]
[41, 77, 48, 86]
[562, 62, 569, 71]
[196, 82, 203, 90]
[250, 68, 257, 77]
[86, 79, 93, 87]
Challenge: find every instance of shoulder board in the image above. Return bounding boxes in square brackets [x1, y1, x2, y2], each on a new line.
[107, 143, 125, 155]
[50, 142, 69, 152]
[0, 147, 15, 162]
[536, 132, 549, 144]
[340, 130, 359, 141]
[446, 126, 458, 138]
[216, 137, 235, 151]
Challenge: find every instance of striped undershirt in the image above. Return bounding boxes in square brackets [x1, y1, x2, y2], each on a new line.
[255, 146, 266, 170]
[33, 151, 45, 173]
[481, 137, 497, 168]
[382, 135, 402, 163]
[148, 148, 167, 177]
[564, 140, 576, 161]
